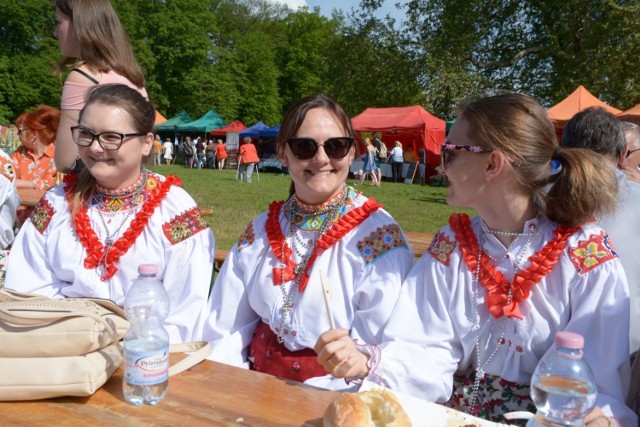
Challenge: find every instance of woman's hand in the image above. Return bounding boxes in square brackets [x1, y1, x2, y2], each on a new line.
[585, 407, 616, 427]
[315, 328, 369, 379]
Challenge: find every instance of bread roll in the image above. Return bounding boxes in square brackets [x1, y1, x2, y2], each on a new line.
[323, 389, 412, 427]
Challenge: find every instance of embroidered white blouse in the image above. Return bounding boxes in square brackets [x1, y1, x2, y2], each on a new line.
[371, 214, 636, 426]
[203, 189, 414, 389]
[5, 172, 215, 344]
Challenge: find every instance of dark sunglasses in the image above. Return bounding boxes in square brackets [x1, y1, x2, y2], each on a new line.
[440, 143, 493, 170]
[287, 137, 354, 160]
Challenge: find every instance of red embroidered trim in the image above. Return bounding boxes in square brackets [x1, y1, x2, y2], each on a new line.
[162, 206, 208, 245]
[64, 173, 180, 281]
[568, 230, 617, 274]
[427, 231, 457, 266]
[450, 213, 579, 319]
[30, 197, 55, 234]
[266, 197, 382, 293]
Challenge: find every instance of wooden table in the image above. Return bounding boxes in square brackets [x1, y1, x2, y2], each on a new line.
[0, 357, 339, 426]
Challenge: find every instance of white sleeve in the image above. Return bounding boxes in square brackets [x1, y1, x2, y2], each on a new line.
[0, 174, 18, 249]
[203, 242, 260, 368]
[5, 193, 67, 298]
[372, 252, 460, 402]
[161, 225, 215, 344]
[563, 257, 636, 426]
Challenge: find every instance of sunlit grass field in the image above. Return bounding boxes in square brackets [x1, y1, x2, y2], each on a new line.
[148, 164, 472, 251]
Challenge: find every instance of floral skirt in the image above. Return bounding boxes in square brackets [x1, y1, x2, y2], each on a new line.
[444, 369, 536, 425]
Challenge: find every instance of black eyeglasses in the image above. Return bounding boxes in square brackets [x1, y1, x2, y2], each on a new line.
[286, 137, 354, 160]
[626, 147, 640, 158]
[440, 143, 493, 170]
[71, 126, 147, 151]
[17, 128, 24, 136]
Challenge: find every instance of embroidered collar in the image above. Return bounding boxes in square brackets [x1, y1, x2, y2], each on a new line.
[266, 192, 381, 293]
[284, 186, 356, 231]
[64, 172, 180, 281]
[450, 213, 579, 319]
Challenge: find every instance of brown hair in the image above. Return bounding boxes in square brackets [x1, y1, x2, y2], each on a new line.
[16, 105, 61, 145]
[276, 94, 355, 196]
[56, 0, 145, 87]
[69, 84, 154, 214]
[459, 93, 617, 226]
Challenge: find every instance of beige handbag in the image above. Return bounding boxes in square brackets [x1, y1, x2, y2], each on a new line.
[0, 288, 211, 401]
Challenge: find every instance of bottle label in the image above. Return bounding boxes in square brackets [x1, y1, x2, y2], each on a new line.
[124, 348, 169, 385]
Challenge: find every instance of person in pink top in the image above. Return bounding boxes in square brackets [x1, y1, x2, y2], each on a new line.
[238, 137, 260, 183]
[53, 0, 148, 173]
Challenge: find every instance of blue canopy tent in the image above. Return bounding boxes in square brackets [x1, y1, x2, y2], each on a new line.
[239, 121, 269, 139]
[258, 124, 280, 139]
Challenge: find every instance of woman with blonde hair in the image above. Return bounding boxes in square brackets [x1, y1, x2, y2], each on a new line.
[389, 140, 404, 183]
[320, 93, 634, 425]
[53, 0, 148, 173]
[358, 138, 379, 187]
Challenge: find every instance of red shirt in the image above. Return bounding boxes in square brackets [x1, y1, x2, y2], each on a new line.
[239, 143, 259, 164]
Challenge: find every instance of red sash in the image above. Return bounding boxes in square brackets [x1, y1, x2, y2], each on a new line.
[248, 322, 326, 382]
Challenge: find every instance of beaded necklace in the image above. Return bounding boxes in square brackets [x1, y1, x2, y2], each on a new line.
[277, 186, 348, 343]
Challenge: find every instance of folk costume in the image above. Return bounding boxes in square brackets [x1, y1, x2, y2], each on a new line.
[203, 185, 414, 388]
[371, 213, 635, 425]
[5, 170, 215, 344]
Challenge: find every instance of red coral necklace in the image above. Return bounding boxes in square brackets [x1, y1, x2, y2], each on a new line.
[64, 171, 180, 281]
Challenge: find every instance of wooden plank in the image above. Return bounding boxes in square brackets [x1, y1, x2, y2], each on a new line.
[17, 187, 46, 207]
[0, 357, 337, 426]
[404, 231, 434, 257]
[403, 161, 419, 184]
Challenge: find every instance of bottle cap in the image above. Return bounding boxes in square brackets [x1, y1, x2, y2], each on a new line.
[554, 331, 584, 349]
[138, 264, 159, 275]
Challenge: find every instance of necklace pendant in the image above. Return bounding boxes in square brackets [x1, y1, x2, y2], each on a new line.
[105, 238, 113, 246]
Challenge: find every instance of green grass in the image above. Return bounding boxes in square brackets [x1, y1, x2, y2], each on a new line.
[148, 164, 473, 251]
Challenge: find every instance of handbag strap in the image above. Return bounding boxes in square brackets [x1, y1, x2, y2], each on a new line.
[168, 341, 212, 376]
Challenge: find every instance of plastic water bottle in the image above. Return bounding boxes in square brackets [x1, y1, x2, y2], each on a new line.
[123, 264, 170, 405]
[528, 331, 597, 426]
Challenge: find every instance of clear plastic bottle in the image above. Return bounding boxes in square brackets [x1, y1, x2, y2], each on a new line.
[528, 331, 598, 427]
[123, 264, 170, 406]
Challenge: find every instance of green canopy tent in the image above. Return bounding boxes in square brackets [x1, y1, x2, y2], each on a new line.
[176, 109, 226, 137]
[155, 110, 192, 132]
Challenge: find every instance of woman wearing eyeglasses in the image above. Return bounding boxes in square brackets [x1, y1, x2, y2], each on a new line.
[5, 84, 215, 344]
[202, 93, 414, 388]
[359, 93, 635, 425]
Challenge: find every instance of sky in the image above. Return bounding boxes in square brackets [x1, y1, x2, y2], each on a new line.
[265, 0, 406, 21]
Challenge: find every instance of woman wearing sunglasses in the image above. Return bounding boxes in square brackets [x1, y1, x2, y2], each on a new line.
[357, 93, 634, 425]
[203, 94, 414, 388]
[5, 84, 215, 344]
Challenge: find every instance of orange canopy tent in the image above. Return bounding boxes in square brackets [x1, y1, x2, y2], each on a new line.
[351, 105, 446, 177]
[617, 104, 640, 126]
[547, 85, 622, 131]
[154, 111, 167, 125]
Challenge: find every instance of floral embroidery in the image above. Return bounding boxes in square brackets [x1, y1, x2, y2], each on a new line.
[29, 197, 55, 234]
[162, 207, 208, 245]
[357, 224, 407, 264]
[428, 232, 456, 266]
[237, 222, 255, 252]
[569, 231, 617, 274]
[447, 370, 535, 422]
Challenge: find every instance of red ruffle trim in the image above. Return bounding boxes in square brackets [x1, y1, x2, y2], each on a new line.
[64, 173, 181, 281]
[450, 213, 579, 319]
[266, 197, 382, 293]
